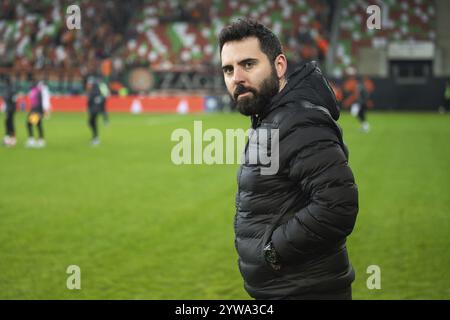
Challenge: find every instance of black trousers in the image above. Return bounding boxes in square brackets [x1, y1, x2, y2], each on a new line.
[267, 286, 352, 300]
[357, 103, 367, 122]
[88, 111, 99, 139]
[26, 111, 44, 139]
[5, 110, 15, 136]
[444, 98, 450, 112]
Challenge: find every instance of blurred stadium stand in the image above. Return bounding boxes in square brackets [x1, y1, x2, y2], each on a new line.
[0, 0, 332, 93]
[125, 0, 331, 69]
[0, 0, 449, 110]
[330, 0, 450, 110]
[332, 0, 437, 77]
[0, 0, 138, 94]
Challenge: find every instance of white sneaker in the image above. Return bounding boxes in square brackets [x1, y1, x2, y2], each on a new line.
[26, 138, 37, 148]
[91, 138, 100, 146]
[362, 122, 370, 133]
[3, 136, 10, 146]
[36, 139, 46, 148]
[9, 136, 16, 147]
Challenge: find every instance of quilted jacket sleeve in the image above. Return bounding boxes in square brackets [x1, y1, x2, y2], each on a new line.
[271, 123, 359, 263]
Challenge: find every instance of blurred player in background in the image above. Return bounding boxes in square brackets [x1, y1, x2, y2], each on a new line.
[98, 80, 110, 126]
[353, 76, 371, 133]
[25, 81, 51, 148]
[342, 68, 374, 133]
[2, 77, 17, 147]
[87, 80, 106, 146]
[440, 81, 450, 114]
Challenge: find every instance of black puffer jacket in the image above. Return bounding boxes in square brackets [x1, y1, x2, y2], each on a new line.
[235, 61, 359, 299]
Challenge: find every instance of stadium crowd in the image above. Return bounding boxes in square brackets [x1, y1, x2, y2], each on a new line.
[0, 0, 333, 93]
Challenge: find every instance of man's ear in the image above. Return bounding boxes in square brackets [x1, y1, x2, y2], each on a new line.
[274, 54, 287, 79]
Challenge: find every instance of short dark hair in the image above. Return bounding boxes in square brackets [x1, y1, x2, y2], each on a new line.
[218, 18, 283, 63]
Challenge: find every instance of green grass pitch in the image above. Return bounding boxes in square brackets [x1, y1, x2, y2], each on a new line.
[0, 111, 449, 299]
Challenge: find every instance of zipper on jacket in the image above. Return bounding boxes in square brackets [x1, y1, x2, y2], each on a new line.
[251, 114, 263, 129]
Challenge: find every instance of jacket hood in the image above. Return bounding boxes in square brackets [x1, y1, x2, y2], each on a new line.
[259, 61, 340, 122]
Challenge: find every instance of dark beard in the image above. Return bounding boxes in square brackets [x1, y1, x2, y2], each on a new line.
[232, 69, 279, 116]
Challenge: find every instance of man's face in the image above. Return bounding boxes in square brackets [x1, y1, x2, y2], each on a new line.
[221, 37, 279, 116]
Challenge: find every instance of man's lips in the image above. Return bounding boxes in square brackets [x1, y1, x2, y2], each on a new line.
[238, 92, 252, 98]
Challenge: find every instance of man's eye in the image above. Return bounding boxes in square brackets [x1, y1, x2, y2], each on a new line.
[245, 62, 254, 69]
[223, 68, 232, 75]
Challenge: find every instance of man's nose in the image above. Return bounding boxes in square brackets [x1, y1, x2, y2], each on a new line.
[232, 67, 246, 84]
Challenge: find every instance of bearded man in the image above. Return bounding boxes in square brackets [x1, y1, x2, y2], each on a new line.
[219, 19, 359, 300]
